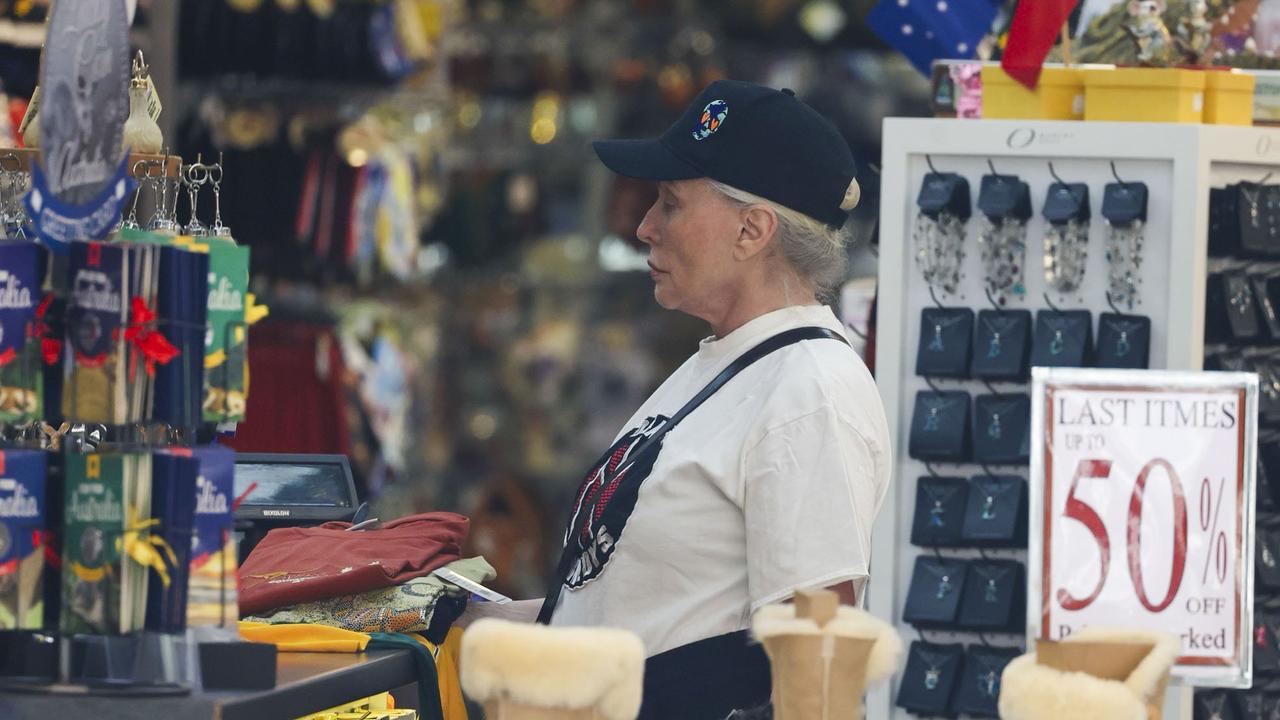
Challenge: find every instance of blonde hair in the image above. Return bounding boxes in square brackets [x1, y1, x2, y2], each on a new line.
[708, 179, 853, 299]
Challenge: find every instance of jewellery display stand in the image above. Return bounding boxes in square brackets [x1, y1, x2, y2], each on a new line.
[872, 118, 1280, 720]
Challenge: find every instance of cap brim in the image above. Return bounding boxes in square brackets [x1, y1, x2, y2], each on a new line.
[592, 139, 702, 181]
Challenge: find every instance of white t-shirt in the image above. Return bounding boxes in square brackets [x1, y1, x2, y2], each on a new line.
[549, 304, 893, 657]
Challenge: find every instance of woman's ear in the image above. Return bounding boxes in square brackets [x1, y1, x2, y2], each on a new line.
[734, 205, 778, 261]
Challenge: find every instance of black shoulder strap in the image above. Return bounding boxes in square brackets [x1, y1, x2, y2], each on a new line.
[536, 326, 849, 625]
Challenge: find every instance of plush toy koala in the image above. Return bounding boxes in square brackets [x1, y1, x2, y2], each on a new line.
[1127, 0, 1174, 65]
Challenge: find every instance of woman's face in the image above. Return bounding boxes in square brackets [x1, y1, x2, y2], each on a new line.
[635, 178, 744, 319]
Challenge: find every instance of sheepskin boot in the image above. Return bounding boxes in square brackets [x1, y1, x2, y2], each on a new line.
[999, 627, 1180, 720]
[460, 619, 644, 720]
[752, 589, 902, 720]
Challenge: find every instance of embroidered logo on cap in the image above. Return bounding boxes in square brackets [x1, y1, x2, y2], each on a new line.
[692, 100, 728, 141]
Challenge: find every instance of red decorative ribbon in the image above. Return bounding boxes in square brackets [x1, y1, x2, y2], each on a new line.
[123, 297, 179, 378]
[33, 529, 59, 570]
[34, 295, 60, 366]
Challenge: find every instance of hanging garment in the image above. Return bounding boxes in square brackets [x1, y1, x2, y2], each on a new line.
[224, 322, 350, 455]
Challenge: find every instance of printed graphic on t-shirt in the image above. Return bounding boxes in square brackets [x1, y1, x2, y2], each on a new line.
[563, 415, 668, 588]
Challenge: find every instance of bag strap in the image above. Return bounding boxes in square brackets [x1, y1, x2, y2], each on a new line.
[536, 325, 850, 625]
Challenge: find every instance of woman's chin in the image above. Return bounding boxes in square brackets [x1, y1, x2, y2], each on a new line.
[652, 284, 678, 310]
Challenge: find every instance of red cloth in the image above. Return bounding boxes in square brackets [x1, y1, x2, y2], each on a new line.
[1001, 0, 1080, 89]
[238, 512, 470, 616]
[225, 322, 350, 456]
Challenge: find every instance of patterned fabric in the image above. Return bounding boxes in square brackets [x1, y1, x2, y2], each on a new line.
[245, 557, 494, 633]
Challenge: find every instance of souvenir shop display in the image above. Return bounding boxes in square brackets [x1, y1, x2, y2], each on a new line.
[915, 306, 973, 379]
[1029, 309, 1093, 368]
[896, 641, 965, 717]
[960, 474, 1027, 548]
[0, 242, 44, 424]
[874, 118, 1235, 718]
[913, 170, 970, 298]
[975, 171, 1031, 307]
[951, 644, 1020, 719]
[1101, 173, 1149, 311]
[0, 450, 48, 630]
[970, 393, 1030, 466]
[1041, 174, 1091, 298]
[909, 474, 967, 548]
[970, 309, 1032, 381]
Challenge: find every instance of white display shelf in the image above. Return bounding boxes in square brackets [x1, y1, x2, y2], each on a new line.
[870, 118, 1280, 720]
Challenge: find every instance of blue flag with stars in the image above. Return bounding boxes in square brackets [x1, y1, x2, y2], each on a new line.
[867, 0, 1000, 76]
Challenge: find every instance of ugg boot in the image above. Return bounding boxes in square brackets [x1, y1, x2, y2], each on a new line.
[999, 627, 1180, 720]
[461, 619, 644, 720]
[753, 589, 902, 720]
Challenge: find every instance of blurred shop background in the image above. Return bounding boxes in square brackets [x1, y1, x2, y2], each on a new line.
[0, 0, 930, 599]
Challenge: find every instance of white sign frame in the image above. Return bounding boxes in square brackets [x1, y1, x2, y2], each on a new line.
[1029, 367, 1259, 688]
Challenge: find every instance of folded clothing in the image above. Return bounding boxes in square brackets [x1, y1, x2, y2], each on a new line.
[238, 512, 470, 616]
[244, 557, 495, 635]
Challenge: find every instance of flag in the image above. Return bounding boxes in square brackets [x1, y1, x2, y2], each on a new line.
[1001, 0, 1080, 89]
[867, 0, 1000, 77]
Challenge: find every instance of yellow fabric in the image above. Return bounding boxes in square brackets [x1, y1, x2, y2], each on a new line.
[237, 620, 466, 719]
[434, 628, 467, 720]
[239, 621, 371, 653]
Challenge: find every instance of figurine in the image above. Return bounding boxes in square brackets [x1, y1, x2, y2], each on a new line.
[1126, 0, 1174, 65]
[122, 51, 162, 154]
[1176, 0, 1214, 64]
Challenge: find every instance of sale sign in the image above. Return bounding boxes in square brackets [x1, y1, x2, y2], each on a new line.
[1030, 368, 1259, 688]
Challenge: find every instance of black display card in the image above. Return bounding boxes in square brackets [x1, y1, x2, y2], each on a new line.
[917, 307, 974, 379]
[953, 645, 1022, 719]
[961, 475, 1028, 548]
[1258, 527, 1280, 593]
[971, 394, 1030, 466]
[957, 560, 1025, 632]
[911, 476, 969, 548]
[908, 391, 972, 463]
[1096, 313, 1151, 370]
[1030, 310, 1093, 368]
[971, 310, 1032, 382]
[896, 641, 965, 718]
[904, 556, 968, 628]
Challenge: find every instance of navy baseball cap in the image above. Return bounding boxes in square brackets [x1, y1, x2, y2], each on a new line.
[593, 79, 859, 229]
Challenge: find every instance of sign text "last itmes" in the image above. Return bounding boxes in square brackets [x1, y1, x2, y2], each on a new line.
[1056, 396, 1238, 430]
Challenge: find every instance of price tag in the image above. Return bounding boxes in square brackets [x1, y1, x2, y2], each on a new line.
[144, 75, 162, 124]
[1030, 368, 1259, 688]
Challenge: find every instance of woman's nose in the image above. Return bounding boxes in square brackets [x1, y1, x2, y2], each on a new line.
[636, 204, 659, 247]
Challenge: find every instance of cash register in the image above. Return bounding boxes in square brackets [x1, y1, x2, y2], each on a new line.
[232, 453, 360, 563]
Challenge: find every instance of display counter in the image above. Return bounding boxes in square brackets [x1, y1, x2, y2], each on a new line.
[0, 648, 415, 720]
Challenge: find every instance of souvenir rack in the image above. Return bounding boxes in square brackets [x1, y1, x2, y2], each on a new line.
[872, 118, 1280, 720]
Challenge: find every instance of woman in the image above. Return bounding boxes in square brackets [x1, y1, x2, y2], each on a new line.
[463, 80, 892, 718]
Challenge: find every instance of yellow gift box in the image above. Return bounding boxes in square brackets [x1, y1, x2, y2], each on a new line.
[1204, 69, 1255, 125]
[1083, 67, 1205, 123]
[982, 65, 1085, 120]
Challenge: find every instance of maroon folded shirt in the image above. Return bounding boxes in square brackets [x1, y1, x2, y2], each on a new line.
[238, 512, 470, 617]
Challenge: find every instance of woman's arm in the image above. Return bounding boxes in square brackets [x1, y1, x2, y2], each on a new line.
[455, 598, 545, 628]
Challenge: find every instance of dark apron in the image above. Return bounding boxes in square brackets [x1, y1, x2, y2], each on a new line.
[640, 629, 772, 719]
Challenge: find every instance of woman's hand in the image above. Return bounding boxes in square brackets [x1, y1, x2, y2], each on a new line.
[455, 598, 546, 628]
